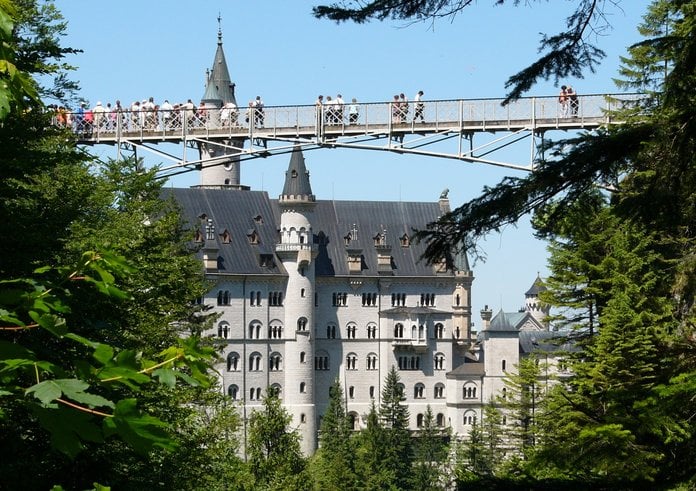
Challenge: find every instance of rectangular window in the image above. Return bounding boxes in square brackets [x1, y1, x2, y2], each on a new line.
[332, 292, 348, 307]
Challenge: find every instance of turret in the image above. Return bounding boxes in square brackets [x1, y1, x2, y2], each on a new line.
[197, 18, 244, 189]
[524, 274, 550, 328]
[276, 146, 317, 455]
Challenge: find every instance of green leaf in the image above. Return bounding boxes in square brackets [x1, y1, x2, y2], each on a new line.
[31, 404, 103, 459]
[26, 379, 114, 409]
[28, 311, 67, 337]
[103, 398, 176, 454]
[152, 367, 176, 387]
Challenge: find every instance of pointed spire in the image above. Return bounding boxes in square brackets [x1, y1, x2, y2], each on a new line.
[202, 16, 236, 107]
[280, 146, 315, 201]
[525, 273, 546, 296]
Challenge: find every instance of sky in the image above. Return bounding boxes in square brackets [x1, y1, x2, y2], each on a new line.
[55, 0, 651, 330]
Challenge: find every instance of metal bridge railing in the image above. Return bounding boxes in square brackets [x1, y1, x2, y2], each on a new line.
[53, 93, 643, 142]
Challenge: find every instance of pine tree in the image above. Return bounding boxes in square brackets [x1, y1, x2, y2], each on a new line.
[311, 379, 358, 490]
[354, 401, 395, 490]
[379, 365, 413, 489]
[247, 388, 310, 490]
[410, 405, 451, 490]
[455, 404, 505, 483]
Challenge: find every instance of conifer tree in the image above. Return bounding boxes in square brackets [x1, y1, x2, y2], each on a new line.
[247, 388, 310, 490]
[354, 401, 395, 490]
[378, 365, 413, 489]
[410, 405, 451, 490]
[455, 404, 504, 483]
[311, 379, 358, 490]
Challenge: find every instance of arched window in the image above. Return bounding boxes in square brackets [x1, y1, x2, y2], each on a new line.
[348, 386, 355, 399]
[270, 383, 282, 399]
[248, 352, 262, 371]
[300, 351, 306, 363]
[414, 383, 425, 399]
[366, 353, 378, 370]
[326, 323, 337, 339]
[346, 353, 358, 370]
[417, 413, 424, 428]
[346, 323, 357, 339]
[248, 322, 261, 339]
[463, 384, 477, 399]
[367, 323, 377, 339]
[464, 411, 477, 425]
[300, 382, 306, 393]
[269, 353, 283, 371]
[314, 351, 329, 370]
[436, 413, 445, 427]
[217, 322, 230, 338]
[411, 324, 417, 339]
[418, 324, 425, 340]
[434, 383, 445, 399]
[348, 411, 360, 430]
[435, 323, 444, 339]
[297, 317, 308, 331]
[227, 352, 240, 371]
[434, 353, 446, 371]
[394, 323, 404, 338]
[228, 384, 239, 400]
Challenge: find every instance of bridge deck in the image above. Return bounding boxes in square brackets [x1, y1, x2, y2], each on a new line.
[66, 93, 637, 145]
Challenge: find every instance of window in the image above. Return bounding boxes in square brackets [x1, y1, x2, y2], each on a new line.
[434, 353, 445, 371]
[366, 353, 378, 370]
[417, 413, 424, 428]
[249, 387, 262, 401]
[391, 293, 406, 307]
[420, 293, 435, 307]
[369, 386, 375, 398]
[300, 382, 306, 393]
[217, 290, 230, 306]
[228, 384, 239, 400]
[249, 291, 262, 306]
[268, 291, 284, 306]
[434, 383, 445, 399]
[394, 323, 404, 339]
[248, 322, 261, 339]
[268, 323, 283, 339]
[300, 413, 306, 423]
[502, 388, 507, 399]
[367, 323, 377, 339]
[362, 292, 378, 306]
[398, 355, 421, 370]
[435, 323, 445, 339]
[297, 317, 308, 331]
[464, 385, 477, 399]
[260, 254, 274, 268]
[314, 353, 330, 370]
[348, 386, 355, 399]
[346, 353, 358, 370]
[227, 352, 240, 372]
[270, 383, 282, 399]
[332, 292, 348, 307]
[502, 359, 507, 371]
[346, 323, 357, 339]
[436, 413, 445, 427]
[400, 233, 410, 247]
[414, 383, 425, 399]
[326, 324, 337, 339]
[269, 353, 283, 371]
[217, 322, 230, 338]
[348, 412, 359, 431]
[248, 353, 262, 371]
[464, 412, 476, 425]
[300, 352, 306, 363]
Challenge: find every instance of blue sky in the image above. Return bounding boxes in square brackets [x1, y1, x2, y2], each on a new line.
[56, 0, 650, 329]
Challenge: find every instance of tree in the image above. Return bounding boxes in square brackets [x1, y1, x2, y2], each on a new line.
[247, 388, 310, 490]
[311, 379, 358, 490]
[354, 401, 395, 490]
[455, 403, 505, 483]
[410, 405, 451, 490]
[378, 365, 413, 489]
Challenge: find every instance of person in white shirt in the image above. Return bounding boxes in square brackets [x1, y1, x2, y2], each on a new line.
[413, 90, 425, 123]
[160, 99, 174, 129]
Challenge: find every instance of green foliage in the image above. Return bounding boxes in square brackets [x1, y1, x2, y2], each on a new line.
[247, 388, 310, 490]
[378, 365, 413, 489]
[312, 379, 358, 490]
[410, 405, 452, 490]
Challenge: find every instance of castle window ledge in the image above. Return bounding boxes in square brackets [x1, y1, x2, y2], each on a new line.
[391, 339, 429, 352]
[275, 243, 316, 252]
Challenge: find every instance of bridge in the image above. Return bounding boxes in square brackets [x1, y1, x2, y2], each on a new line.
[65, 93, 640, 178]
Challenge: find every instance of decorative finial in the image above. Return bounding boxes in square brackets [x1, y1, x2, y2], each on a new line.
[217, 13, 222, 43]
[440, 188, 449, 199]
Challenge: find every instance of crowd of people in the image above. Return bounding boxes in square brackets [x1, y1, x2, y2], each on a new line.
[49, 90, 433, 135]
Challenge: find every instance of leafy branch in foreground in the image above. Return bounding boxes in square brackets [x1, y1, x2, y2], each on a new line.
[0, 249, 216, 458]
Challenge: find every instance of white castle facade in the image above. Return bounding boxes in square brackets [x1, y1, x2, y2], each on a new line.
[166, 29, 554, 455]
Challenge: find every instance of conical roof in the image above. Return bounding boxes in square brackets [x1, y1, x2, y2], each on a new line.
[487, 310, 518, 332]
[280, 146, 315, 200]
[525, 274, 546, 296]
[202, 25, 236, 106]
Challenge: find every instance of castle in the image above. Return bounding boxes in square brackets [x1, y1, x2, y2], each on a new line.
[165, 27, 555, 455]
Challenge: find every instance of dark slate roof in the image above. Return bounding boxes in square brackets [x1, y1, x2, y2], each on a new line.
[311, 199, 449, 277]
[485, 309, 519, 332]
[518, 330, 573, 354]
[281, 146, 314, 198]
[201, 29, 236, 106]
[525, 274, 546, 296]
[447, 362, 485, 377]
[164, 187, 466, 278]
[165, 188, 284, 275]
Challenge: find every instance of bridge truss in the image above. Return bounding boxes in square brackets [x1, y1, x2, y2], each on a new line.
[67, 93, 640, 179]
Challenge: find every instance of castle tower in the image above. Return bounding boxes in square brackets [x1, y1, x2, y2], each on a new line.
[276, 146, 318, 455]
[198, 19, 244, 189]
[480, 309, 520, 403]
[524, 274, 550, 328]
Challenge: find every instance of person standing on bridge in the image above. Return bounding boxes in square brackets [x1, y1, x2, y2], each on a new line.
[558, 85, 569, 117]
[348, 98, 359, 124]
[253, 96, 264, 127]
[566, 86, 579, 117]
[413, 90, 425, 123]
